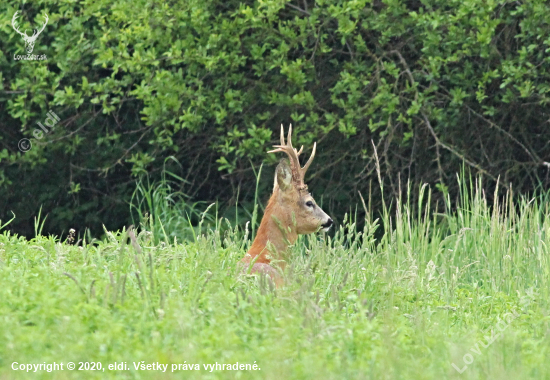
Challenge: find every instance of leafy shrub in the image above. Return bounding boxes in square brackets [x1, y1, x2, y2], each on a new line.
[1, 0, 549, 236]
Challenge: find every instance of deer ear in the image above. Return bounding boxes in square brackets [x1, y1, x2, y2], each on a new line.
[276, 159, 293, 192]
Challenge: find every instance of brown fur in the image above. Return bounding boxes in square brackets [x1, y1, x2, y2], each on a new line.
[241, 160, 331, 287]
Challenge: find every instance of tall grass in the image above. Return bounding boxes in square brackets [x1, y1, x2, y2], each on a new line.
[129, 170, 217, 244]
[129, 162, 267, 246]
[0, 174, 549, 379]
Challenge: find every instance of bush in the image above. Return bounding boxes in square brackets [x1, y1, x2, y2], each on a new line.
[1, 0, 550, 236]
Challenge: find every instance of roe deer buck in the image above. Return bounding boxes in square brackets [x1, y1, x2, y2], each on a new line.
[241, 125, 333, 286]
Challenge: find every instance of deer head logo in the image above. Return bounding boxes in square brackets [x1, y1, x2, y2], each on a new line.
[11, 11, 49, 54]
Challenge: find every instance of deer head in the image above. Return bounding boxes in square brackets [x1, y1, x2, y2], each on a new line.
[268, 124, 333, 234]
[242, 124, 333, 286]
[12, 11, 49, 54]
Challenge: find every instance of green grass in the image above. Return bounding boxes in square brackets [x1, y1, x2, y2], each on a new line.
[1, 177, 549, 379]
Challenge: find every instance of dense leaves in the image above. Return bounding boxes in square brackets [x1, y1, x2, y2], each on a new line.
[1, 0, 550, 236]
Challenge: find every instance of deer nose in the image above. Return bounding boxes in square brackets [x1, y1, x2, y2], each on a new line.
[322, 218, 333, 228]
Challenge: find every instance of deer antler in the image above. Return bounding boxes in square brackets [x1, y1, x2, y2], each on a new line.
[268, 124, 316, 192]
[32, 13, 49, 38]
[11, 11, 27, 38]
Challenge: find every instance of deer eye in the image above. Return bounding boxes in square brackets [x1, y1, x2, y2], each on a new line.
[305, 201, 314, 208]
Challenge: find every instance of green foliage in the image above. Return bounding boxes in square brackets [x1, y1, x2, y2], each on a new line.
[129, 170, 216, 244]
[1, 0, 550, 236]
[1, 180, 549, 379]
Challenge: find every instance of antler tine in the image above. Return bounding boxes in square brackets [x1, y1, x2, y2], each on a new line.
[11, 11, 26, 37]
[267, 132, 299, 169]
[267, 124, 285, 154]
[287, 124, 293, 150]
[286, 124, 305, 162]
[301, 142, 316, 176]
[36, 13, 48, 36]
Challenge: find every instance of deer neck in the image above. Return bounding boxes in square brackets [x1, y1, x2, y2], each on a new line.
[246, 188, 297, 265]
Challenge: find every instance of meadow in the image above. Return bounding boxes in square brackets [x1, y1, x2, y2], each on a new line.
[1, 177, 549, 379]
